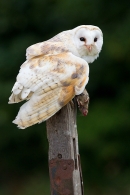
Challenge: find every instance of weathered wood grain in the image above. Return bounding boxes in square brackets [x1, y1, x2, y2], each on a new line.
[46, 100, 84, 195]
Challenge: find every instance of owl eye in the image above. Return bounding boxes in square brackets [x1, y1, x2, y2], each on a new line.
[80, 37, 86, 42]
[94, 37, 98, 42]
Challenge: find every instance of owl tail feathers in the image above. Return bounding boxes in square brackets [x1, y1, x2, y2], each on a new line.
[9, 87, 33, 104]
[13, 103, 61, 129]
[12, 91, 62, 129]
[8, 93, 22, 104]
[13, 86, 75, 129]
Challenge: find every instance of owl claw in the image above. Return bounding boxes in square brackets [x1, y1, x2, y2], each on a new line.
[82, 109, 88, 116]
[76, 89, 89, 116]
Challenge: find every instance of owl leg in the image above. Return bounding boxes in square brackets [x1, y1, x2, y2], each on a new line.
[76, 89, 89, 116]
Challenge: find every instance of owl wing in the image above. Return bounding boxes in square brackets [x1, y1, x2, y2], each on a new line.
[9, 51, 89, 129]
[26, 41, 68, 60]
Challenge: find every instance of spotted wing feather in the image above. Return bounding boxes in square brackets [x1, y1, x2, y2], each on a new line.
[9, 52, 89, 129]
[26, 41, 68, 60]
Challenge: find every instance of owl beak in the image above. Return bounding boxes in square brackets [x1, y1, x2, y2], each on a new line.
[86, 44, 92, 52]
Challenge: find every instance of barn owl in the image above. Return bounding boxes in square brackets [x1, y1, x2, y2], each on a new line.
[8, 25, 103, 129]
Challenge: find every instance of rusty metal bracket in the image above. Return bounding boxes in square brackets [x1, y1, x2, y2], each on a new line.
[49, 159, 74, 195]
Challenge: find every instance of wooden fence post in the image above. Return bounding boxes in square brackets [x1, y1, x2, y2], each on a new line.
[46, 100, 84, 195]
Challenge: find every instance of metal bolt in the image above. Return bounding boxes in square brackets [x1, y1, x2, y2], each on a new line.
[58, 153, 62, 159]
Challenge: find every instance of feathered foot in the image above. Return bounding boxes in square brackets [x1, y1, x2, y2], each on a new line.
[76, 89, 89, 116]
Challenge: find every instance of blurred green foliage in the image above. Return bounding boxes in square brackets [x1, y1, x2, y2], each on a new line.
[0, 0, 130, 194]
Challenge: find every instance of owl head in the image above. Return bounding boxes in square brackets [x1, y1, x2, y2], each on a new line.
[73, 25, 103, 63]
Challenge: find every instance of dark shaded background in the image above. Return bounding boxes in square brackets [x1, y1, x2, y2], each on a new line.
[0, 0, 130, 194]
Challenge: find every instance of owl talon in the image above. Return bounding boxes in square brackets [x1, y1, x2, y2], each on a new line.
[76, 89, 89, 116]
